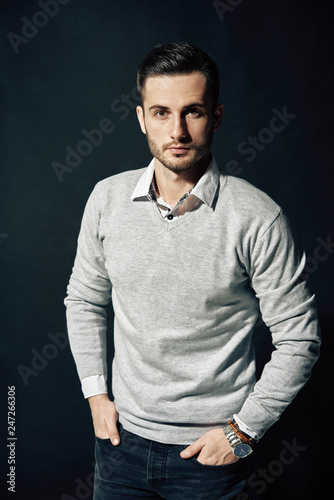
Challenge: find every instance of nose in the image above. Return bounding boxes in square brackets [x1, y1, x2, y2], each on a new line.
[169, 114, 188, 141]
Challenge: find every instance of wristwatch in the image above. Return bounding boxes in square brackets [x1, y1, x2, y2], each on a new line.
[223, 420, 256, 458]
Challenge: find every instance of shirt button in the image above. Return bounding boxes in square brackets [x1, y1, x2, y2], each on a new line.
[167, 214, 174, 220]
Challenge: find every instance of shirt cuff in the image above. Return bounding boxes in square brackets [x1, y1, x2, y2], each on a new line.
[81, 374, 108, 399]
[233, 414, 260, 440]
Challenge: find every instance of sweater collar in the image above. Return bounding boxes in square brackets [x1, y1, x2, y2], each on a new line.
[130, 156, 220, 210]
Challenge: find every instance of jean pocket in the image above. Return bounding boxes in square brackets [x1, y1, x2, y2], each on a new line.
[95, 422, 125, 443]
[192, 456, 240, 470]
[95, 435, 111, 443]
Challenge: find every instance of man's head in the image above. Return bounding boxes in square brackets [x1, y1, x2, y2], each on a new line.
[137, 41, 220, 109]
[136, 42, 223, 176]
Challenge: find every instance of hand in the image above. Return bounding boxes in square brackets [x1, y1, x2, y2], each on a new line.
[88, 394, 120, 445]
[180, 428, 239, 466]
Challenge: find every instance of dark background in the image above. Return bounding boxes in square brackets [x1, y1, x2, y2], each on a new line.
[0, 0, 333, 499]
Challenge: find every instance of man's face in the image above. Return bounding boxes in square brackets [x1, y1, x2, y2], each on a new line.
[136, 72, 223, 174]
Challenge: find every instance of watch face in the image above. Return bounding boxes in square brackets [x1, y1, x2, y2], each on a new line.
[233, 443, 253, 458]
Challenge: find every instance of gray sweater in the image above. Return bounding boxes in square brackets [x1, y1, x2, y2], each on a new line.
[65, 160, 321, 444]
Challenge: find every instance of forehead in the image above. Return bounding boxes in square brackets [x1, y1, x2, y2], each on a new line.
[142, 72, 209, 107]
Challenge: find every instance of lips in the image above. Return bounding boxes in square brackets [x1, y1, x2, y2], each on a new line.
[168, 147, 189, 154]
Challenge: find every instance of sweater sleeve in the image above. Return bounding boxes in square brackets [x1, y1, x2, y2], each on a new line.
[236, 210, 321, 438]
[64, 185, 112, 397]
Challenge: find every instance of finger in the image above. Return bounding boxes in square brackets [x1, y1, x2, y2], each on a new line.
[106, 420, 120, 446]
[95, 430, 110, 440]
[180, 439, 203, 459]
[93, 419, 110, 440]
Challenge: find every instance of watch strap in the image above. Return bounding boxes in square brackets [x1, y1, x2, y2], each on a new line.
[228, 420, 257, 447]
[223, 424, 253, 458]
[224, 425, 242, 448]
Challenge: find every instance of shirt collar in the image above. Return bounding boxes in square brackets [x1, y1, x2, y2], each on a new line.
[130, 156, 220, 210]
[130, 158, 155, 201]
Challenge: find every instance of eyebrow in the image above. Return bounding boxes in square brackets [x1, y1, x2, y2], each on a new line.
[148, 102, 207, 112]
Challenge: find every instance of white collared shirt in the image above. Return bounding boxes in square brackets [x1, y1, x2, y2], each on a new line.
[130, 156, 221, 220]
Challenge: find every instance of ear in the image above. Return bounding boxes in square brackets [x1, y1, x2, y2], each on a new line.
[136, 106, 146, 135]
[213, 103, 224, 131]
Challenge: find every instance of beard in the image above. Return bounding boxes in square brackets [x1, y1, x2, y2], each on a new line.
[145, 129, 214, 174]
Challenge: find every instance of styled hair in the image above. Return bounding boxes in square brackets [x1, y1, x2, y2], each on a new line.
[137, 41, 220, 107]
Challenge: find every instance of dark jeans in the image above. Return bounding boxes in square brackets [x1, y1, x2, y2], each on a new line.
[93, 424, 256, 500]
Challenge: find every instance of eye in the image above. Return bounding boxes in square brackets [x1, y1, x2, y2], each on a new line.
[187, 108, 201, 117]
[155, 109, 168, 118]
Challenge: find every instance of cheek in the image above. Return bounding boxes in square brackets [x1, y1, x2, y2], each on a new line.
[146, 122, 167, 141]
[191, 122, 213, 142]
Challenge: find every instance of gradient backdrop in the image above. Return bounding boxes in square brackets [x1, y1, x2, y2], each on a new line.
[1, 1, 333, 499]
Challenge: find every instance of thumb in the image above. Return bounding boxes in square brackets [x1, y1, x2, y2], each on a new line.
[180, 439, 203, 459]
[106, 421, 120, 446]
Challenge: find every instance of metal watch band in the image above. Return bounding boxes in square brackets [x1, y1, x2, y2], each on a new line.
[223, 425, 243, 448]
[224, 424, 254, 458]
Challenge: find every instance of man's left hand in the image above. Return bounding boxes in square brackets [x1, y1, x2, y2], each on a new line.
[180, 428, 239, 466]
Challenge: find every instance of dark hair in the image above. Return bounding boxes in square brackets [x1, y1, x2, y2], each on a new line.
[137, 41, 220, 107]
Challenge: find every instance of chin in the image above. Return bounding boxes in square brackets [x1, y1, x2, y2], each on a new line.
[162, 160, 196, 173]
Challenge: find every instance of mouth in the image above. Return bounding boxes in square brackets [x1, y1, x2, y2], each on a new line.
[167, 147, 190, 154]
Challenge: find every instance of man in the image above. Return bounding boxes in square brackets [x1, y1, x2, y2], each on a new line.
[65, 42, 321, 499]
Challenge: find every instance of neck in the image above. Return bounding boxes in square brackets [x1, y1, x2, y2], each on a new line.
[153, 153, 211, 206]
